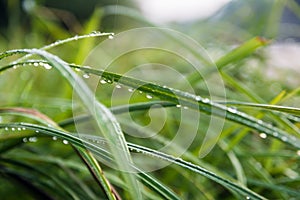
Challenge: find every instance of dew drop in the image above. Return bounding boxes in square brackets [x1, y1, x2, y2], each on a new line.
[11, 128, 15, 131]
[100, 79, 107, 84]
[116, 84, 122, 89]
[108, 35, 114, 39]
[35, 130, 39, 133]
[43, 64, 52, 70]
[228, 107, 237, 113]
[257, 120, 263, 124]
[23, 138, 28, 143]
[273, 132, 278, 137]
[52, 136, 57, 140]
[17, 127, 22, 131]
[22, 127, 26, 130]
[195, 96, 201, 101]
[13, 65, 18, 69]
[202, 98, 210, 103]
[63, 140, 69, 144]
[146, 94, 153, 99]
[75, 68, 81, 72]
[29, 137, 38, 142]
[74, 35, 79, 40]
[259, 133, 267, 139]
[246, 196, 250, 200]
[183, 106, 189, 110]
[4, 127, 8, 131]
[83, 73, 90, 79]
[176, 104, 182, 108]
[128, 88, 134, 92]
[297, 150, 300, 156]
[281, 136, 287, 142]
[139, 91, 143, 94]
[33, 63, 39, 67]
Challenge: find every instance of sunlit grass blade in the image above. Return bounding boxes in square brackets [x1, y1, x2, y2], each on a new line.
[215, 37, 269, 69]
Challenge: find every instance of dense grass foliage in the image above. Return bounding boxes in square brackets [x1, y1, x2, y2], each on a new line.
[0, 1, 300, 200]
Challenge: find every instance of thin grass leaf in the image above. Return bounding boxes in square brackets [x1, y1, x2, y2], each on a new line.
[69, 64, 300, 149]
[0, 57, 299, 148]
[0, 107, 118, 200]
[0, 48, 142, 199]
[218, 101, 300, 116]
[0, 123, 265, 199]
[215, 37, 269, 69]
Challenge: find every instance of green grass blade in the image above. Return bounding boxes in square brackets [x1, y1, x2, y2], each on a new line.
[0, 122, 180, 200]
[218, 101, 300, 116]
[0, 123, 264, 199]
[0, 58, 299, 148]
[215, 37, 269, 69]
[0, 49, 142, 199]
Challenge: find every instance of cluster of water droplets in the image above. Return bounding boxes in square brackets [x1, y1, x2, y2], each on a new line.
[11, 61, 53, 71]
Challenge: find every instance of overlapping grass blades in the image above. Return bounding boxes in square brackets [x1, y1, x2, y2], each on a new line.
[1, 57, 298, 149]
[0, 122, 265, 200]
[0, 48, 142, 199]
[1, 32, 299, 199]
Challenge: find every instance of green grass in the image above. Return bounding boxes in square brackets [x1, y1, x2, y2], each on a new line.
[0, 1, 300, 200]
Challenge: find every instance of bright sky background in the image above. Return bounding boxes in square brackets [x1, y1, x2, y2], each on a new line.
[136, 0, 232, 24]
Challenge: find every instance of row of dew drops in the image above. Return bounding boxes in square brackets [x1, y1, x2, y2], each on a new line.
[3, 126, 69, 145]
[7, 58, 300, 147]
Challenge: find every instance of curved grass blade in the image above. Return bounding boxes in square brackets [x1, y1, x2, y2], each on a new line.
[70, 64, 300, 149]
[218, 101, 300, 116]
[0, 58, 299, 148]
[0, 49, 142, 199]
[0, 107, 118, 200]
[0, 123, 265, 200]
[0, 122, 180, 200]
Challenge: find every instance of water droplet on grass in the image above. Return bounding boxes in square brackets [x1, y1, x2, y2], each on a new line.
[4, 127, 8, 131]
[195, 96, 201, 101]
[297, 150, 300, 156]
[52, 136, 57, 140]
[100, 79, 107, 84]
[246, 196, 250, 200]
[202, 98, 210, 103]
[23, 138, 28, 143]
[273, 132, 278, 137]
[83, 74, 90, 79]
[43, 63, 52, 70]
[116, 84, 122, 89]
[17, 127, 22, 131]
[176, 105, 182, 108]
[22, 127, 26, 130]
[108, 35, 114, 39]
[63, 140, 69, 144]
[29, 137, 37, 142]
[11, 128, 15, 131]
[183, 106, 189, 110]
[35, 130, 39, 133]
[146, 94, 153, 99]
[259, 133, 267, 139]
[128, 88, 134, 92]
[281, 136, 287, 142]
[228, 107, 237, 113]
[33, 63, 39, 67]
